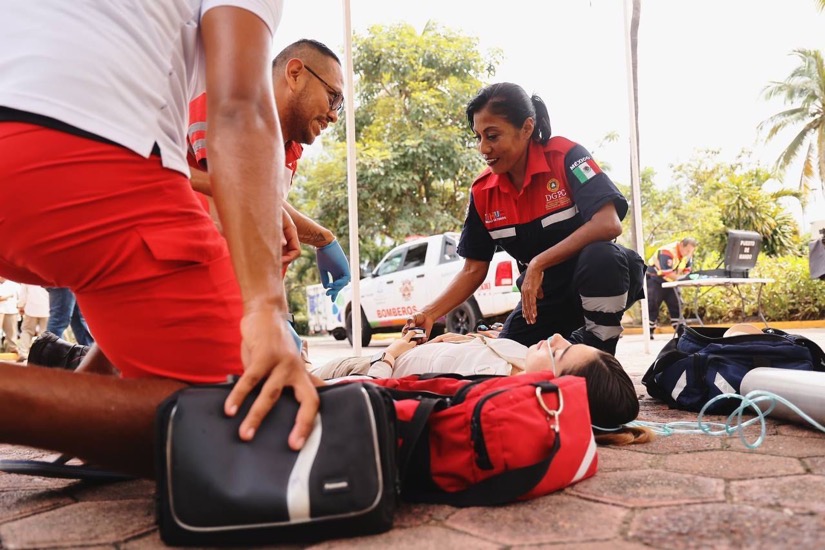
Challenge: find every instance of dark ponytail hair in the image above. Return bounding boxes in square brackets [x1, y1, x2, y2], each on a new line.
[466, 82, 552, 144]
[571, 350, 654, 446]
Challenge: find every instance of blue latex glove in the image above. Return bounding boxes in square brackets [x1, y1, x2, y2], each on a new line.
[316, 239, 351, 302]
[286, 321, 302, 353]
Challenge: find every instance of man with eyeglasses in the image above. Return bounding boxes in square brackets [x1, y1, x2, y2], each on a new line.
[188, 39, 350, 305]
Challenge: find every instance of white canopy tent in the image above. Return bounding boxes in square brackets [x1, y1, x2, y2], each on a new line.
[340, 0, 650, 354]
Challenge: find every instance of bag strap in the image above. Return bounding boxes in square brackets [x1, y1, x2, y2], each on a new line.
[414, 372, 493, 381]
[642, 350, 691, 405]
[434, 423, 561, 507]
[396, 397, 440, 484]
[765, 329, 825, 371]
[408, 381, 563, 507]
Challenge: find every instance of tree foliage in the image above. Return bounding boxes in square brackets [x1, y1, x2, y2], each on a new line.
[286, 23, 500, 314]
[618, 149, 804, 268]
[296, 23, 499, 262]
[759, 48, 825, 204]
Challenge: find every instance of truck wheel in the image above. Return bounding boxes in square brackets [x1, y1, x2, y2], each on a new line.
[331, 328, 347, 341]
[446, 301, 481, 335]
[346, 308, 372, 347]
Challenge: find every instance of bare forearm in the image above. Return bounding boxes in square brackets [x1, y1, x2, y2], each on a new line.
[189, 167, 212, 196]
[283, 202, 333, 247]
[529, 203, 622, 272]
[421, 260, 488, 320]
[0, 362, 185, 478]
[74, 344, 117, 376]
[209, 102, 286, 311]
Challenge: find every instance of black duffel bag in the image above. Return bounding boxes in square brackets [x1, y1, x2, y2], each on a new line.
[155, 381, 398, 546]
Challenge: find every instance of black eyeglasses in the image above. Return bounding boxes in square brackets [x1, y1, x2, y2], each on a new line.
[304, 65, 344, 113]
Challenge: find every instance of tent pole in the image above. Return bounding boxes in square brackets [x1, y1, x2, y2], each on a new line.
[622, 0, 651, 351]
[342, 0, 362, 354]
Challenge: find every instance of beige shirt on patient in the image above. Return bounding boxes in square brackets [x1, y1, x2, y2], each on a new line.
[312, 334, 528, 381]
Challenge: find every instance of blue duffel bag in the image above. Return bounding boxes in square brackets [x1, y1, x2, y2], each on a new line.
[642, 325, 825, 414]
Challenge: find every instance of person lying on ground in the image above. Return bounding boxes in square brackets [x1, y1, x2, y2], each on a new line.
[312, 331, 652, 446]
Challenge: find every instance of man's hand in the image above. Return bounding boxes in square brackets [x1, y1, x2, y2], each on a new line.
[224, 306, 319, 448]
[520, 262, 545, 325]
[316, 239, 351, 301]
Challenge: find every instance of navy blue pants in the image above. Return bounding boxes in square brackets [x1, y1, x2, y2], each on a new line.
[646, 274, 681, 327]
[500, 242, 646, 355]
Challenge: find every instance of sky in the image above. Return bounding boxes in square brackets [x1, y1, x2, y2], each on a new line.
[274, 0, 825, 231]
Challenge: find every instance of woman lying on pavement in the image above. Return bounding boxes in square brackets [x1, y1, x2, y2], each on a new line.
[28, 329, 653, 447]
[311, 331, 653, 446]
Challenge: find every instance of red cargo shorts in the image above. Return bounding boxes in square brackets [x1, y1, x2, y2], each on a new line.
[0, 122, 243, 383]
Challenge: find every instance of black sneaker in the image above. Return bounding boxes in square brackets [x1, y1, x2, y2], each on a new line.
[28, 332, 90, 370]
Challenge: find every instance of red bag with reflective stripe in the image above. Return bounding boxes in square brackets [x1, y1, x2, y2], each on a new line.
[367, 371, 598, 506]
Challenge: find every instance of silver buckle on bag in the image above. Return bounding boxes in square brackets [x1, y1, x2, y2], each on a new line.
[536, 387, 564, 432]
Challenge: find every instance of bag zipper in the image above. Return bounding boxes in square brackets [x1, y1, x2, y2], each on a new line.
[471, 388, 507, 470]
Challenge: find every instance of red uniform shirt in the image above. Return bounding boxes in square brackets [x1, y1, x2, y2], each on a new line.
[458, 137, 627, 290]
[186, 93, 303, 177]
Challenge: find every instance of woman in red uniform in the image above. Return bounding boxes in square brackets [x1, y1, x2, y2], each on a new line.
[407, 83, 645, 355]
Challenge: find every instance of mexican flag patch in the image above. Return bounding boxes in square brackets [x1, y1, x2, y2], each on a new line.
[571, 158, 601, 183]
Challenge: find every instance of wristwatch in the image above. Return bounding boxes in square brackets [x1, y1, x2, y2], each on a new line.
[370, 351, 395, 369]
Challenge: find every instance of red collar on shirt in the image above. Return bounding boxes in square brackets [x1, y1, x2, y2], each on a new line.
[480, 140, 552, 194]
[285, 141, 304, 175]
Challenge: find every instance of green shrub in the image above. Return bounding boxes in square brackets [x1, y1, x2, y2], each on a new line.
[678, 255, 825, 323]
[293, 315, 310, 337]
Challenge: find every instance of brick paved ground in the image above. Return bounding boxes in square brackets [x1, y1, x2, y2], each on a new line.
[2, 330, 825, 549]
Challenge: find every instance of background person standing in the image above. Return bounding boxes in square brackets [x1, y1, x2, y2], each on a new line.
[0, 277, 19, 355]
[45, 288, 94, 346]
[646, 237, 698, 332]
[17, 284, 49, 361]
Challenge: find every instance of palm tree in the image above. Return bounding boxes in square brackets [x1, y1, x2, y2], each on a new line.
[714, 175, 803, 256]
[758, 49, 825, 205]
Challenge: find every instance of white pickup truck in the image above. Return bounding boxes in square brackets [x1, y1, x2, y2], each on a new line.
[308, 232, 521, 346]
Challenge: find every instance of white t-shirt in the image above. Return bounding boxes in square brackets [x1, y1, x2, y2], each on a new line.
[366, 336, 528, 378]
[0, 0, 282, 176]
[0, 281, 20, 315]
[18, 285, 50, 318]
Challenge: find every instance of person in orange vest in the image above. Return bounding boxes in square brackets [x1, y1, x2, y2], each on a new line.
[646, 237, 698, 333]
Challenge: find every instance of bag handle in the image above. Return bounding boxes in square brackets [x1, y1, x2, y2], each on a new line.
[435, 427, 561, 506]
[766, 328, 825, 371]
[408, 381, 563, 507]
